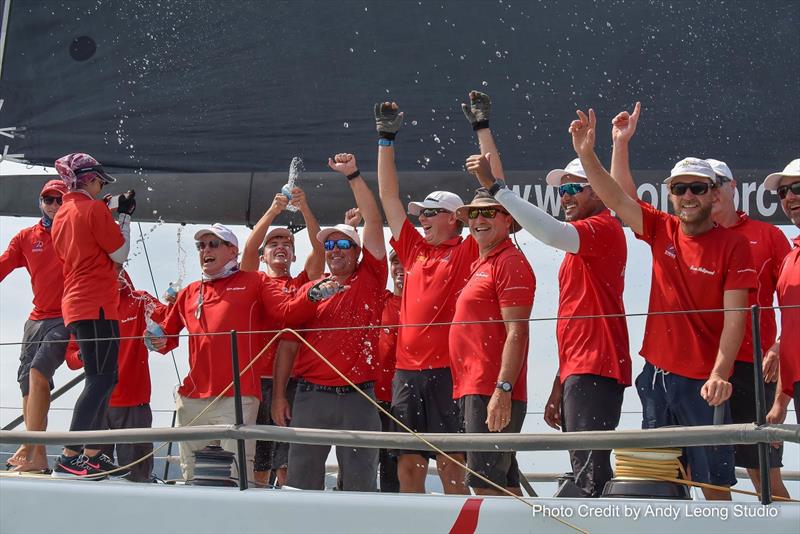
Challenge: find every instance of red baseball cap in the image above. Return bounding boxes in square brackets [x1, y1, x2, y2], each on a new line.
[40, 179, 67, 197]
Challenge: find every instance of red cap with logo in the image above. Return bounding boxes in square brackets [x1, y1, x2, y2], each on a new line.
[40, 179, 68, 197]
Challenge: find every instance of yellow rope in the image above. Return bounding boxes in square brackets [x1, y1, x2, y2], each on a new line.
[612, 448, 798, 503]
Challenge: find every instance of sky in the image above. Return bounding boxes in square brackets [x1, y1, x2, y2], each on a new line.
[0, 160, 797, 497]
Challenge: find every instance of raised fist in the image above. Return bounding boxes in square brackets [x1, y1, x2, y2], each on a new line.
[461, 90, 491, 130]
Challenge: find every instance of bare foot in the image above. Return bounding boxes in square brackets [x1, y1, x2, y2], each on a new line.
[6, 445, 29, 467]
[9, 459, 49, 473]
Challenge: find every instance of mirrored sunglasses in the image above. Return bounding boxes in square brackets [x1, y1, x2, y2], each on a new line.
[558, 183, 591, 197]
[324, 239, 356, 251]
[195, 239, 224, 250]
[467, 207, 508, 219]
[418, 208, 449, 218]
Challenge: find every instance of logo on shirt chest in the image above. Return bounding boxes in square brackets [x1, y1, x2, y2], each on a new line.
[664, 244, 676, 259]
[120, 315, 138, 324]
[689, 265, 716, 276]
[31, 240, 44, 253]
[226, 286, 247, 291]
[474, 270, 490, 279]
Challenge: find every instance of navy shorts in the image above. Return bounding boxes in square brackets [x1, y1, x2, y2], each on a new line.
[636, 362, 736, 486]
[17, 318, 69, 396]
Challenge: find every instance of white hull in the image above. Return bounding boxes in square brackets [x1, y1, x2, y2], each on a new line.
[2, 477, 798, 534]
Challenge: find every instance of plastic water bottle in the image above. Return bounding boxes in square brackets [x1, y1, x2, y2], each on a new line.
[144, 318, 165, 351]
[164, 282, 179, 301]
[282, 157, 303, 213]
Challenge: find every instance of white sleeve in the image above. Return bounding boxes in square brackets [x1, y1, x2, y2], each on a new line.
[108, 214, 131, 264]
[495, 187, 580, 254]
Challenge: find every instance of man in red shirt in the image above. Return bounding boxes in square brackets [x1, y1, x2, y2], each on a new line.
[68, 269, 172, 482]
[273, 153, 387, 492]
[147, 223, 342, 482]
[376, 249, 404, 493]
[463, 91, 631, 497]
[573, 109, 755, 500]
[1, 179, 70, 472]
[240, 186, 324, 487]
[704, 158, 791, 498]
[763, 159, 800, 425]
[449, 189, 535, 495]
[51, 153, 134, 479]
[375, 101, 476, 494]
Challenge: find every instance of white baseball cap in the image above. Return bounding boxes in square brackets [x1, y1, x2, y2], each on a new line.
[193, 223, 239, 248]
[407, 191, 464, 216]
[545, 158, 587, 186]
[764, 158, 800, 191]
[663, 157, 717, 185]
[705, 158, 733, 183]
[317, 224, 362, 248]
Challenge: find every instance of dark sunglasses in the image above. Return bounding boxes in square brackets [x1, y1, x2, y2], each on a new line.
[41, 196, 63, 205]
[558, 183, 591, 197]
[467, 207, 508, 219]
[669, 182, 715, 196]
[324, 239, 356, 251]
[195, 239, 224, 250]
[418, 208, 449, 218]
[777, 181, 800, 200]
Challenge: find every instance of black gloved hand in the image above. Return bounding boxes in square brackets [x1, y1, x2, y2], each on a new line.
[117, 190, 136, 216]
[461, 90, 491, 130]
[374, 102, 404, 140]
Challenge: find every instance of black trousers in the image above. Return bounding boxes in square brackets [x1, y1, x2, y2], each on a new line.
[66, 310, 119, 452]
[561, 374, 625, 497]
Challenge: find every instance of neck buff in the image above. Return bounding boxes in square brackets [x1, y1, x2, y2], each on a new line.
[40, 204, 53, 229]
[200, 259, 240, 282]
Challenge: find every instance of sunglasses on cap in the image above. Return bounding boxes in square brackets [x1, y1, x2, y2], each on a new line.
[669, 182, 715, 196]
[324, 239, 356, 251]
[418, 208, 449, 218]
[777, 181, 800, 200]
[558, 183, 591, 197]
[41, 196, 63, 205]
[467, 207, 508, 219]
[195, 239, 225, 250]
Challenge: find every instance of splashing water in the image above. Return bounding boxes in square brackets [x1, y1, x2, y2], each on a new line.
[282, 157, 303, 213]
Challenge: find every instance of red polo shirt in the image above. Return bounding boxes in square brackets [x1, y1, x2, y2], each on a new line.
[635, 201, 757, 379]
[159, 270, 318, 399]
[0, 222, 65, 320]
[111, 285, 171, 407]
[390, 219, 478, 371]
[376, 291, 402, 402]
[258, 270, 311, 377]
[51, 192, 124, 325]
[557, 210, 631, 385]
[449, 239, 535, 402]
[777, 236, 800, 396]
[727, 213, 791, 362]
[293, 249, 388, 386]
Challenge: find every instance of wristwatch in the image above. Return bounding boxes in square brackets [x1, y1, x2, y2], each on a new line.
[496, 381, 513, 393]
[488, 179, 507, 197]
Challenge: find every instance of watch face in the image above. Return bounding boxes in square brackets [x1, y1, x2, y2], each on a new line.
[498, 381, 512, 392]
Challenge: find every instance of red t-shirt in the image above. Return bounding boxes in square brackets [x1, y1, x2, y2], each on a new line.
[777, 237, 800, 396]
[449, 240, 535, 402]
[159, 270, 318, 399]
[257, 270, 311, 378]
[0, 222, 65, 320]
[390, 219, 478, 370]
[293, 249, 388, 386]
[51, 192, 125, 325]
[111, 285, 170, 407]
[557, 210, 631, 385]
[727, 213, 791, 362]
[635, 201, 757, 379]
[376, 291, 402, 402]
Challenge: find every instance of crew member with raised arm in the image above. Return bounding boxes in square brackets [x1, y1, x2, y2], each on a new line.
[51, 153, 135, 479]
[240, 186, 324, 487]
[146, 223, 344, 482]
[463, 91, 631, 498]
[375, 101, 476, 494]
[450, 189, 535, 496]
[763, 159, 800, 424]
[376, 248, 404, 492]
[571, 110, 756, 500]
[0, 179, 70, 473]
[274, 153, 387, 492]
[611, 107, 791, 497]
